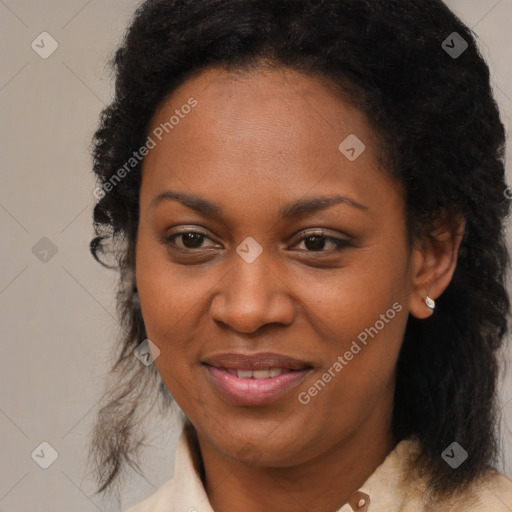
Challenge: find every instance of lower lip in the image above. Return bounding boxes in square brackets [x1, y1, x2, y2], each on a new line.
[203, 365, 312, 406]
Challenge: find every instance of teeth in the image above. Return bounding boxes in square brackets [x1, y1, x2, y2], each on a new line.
[234, 368, 284, 379]
[253, 369, 270, 379]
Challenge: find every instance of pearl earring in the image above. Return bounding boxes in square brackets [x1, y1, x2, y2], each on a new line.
[425, 295, 435, 311]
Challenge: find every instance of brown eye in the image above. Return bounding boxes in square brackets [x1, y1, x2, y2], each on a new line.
[179, 232, 206, 249]
[291, 232, 351, 253]
[303, 235, 330, 251]
[163, 230, 218, 251]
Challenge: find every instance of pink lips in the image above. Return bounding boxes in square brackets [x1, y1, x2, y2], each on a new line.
[202, 352, 313, 406]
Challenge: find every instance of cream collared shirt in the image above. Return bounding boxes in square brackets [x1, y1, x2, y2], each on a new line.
[127, 426, 512, 512]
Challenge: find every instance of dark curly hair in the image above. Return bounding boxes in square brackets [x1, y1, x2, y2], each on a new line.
[89, 0, 511, 501]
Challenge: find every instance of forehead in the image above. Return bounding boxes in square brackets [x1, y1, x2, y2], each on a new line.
[148, 65, 378, 157]
[139, 65, 401, 224]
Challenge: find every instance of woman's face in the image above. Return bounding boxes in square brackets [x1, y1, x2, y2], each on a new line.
[136, 66, 417, 467]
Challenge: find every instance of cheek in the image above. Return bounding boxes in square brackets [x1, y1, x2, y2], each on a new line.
[136, 255, 199, 406]
[135, 231, 209, 335]
[295, 246, 409, 405]
[298, 305, 406, 439]
[135, 233, 219, 402]
[296, 244, 409, 333]
[135, 234, 187, 372]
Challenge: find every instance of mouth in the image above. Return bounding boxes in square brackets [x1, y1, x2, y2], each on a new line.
[201, 352, 313, 406]
[218, 367, 298, 379]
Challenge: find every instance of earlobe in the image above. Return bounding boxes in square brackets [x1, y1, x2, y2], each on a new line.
[407, 213, 465, 320]
[407, 247, 434, 319]
[409, 291, 437, 319]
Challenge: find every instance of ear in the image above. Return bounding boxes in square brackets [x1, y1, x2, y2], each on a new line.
[408, 212, 465, 319]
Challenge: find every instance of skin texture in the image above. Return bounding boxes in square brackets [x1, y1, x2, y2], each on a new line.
[135, 66, 464, 512]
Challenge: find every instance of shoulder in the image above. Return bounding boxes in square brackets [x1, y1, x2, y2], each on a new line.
[410, 467, 512, 511]
[124, 422, 210, 512]
[464, 470, 512, 511]
[389, 439, 512, 511]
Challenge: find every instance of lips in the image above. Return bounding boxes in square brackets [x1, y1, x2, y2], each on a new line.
[202, 352, 312, 372]
[202, 352, 313, 406]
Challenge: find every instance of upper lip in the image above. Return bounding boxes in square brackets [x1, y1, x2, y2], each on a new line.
[202, 352, 312, 371]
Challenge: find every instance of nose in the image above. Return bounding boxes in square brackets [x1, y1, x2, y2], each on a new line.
[209, 251, 295, 334]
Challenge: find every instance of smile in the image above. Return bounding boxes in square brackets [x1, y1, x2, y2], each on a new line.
[202, 354, 313, 406]
[224, 368, 292, 378]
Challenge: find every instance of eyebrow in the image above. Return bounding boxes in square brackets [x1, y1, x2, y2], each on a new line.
[149, 190, 368, 220]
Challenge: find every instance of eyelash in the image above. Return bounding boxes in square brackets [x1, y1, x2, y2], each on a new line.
[161, 229, 351, 254]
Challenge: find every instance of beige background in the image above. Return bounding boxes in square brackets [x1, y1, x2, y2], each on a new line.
[1, 1, 511, 511]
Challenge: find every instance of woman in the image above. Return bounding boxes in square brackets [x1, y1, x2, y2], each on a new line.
[89, 0, 512, 510]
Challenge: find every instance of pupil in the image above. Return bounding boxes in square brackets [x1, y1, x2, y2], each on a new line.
[305, 236, 325, 251]
[183, 233, 204, 248]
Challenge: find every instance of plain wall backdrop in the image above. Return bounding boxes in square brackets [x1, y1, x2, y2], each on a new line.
[1, 1, 512, 511]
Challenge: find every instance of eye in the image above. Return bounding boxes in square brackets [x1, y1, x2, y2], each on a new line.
[162, 230, 218, 251]
[290, 230, 351, 253]
[161, 228, 351, 254]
